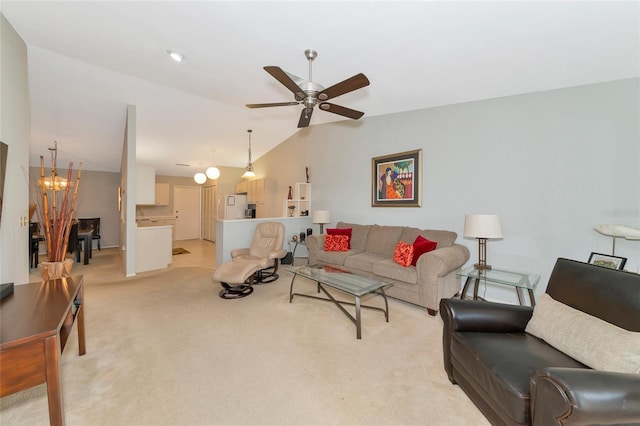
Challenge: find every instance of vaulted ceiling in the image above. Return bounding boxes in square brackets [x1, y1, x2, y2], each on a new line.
[2, 1, 638, 177]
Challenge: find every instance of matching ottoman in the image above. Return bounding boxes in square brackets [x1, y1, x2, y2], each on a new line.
[213, 261, 262, 299]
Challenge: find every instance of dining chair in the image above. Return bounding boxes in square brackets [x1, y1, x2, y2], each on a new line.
[79, 217, 101, 250]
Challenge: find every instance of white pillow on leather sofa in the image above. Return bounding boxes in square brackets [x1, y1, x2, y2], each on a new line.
[525, 293, 640, 374]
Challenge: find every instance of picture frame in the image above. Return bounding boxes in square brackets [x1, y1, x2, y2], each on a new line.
[372, 149, 422, 207]
[587, 252, 627, 270]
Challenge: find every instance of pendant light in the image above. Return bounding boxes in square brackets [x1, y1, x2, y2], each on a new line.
[206, 166, 220, 180]
[193, 172, 207, 184]
[242, 129, 256, 179]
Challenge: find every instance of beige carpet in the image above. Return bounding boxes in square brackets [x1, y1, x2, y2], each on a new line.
[1, 265, 489, 426]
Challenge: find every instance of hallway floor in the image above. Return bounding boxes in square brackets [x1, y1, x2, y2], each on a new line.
[29, 239, 216, 283]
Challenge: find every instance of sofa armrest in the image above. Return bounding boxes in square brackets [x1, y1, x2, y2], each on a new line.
[531, 368, 640, 426]
[439, 298, 534, 383]
[416, 244, 470, 278]
[440, 298, 534, 332]
[306, 234, 325, 265]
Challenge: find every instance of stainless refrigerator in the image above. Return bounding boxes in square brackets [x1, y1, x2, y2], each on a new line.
[217, 194, 248, 220]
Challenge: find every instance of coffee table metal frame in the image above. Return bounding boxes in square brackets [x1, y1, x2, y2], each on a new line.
[288, 265, 392, 339]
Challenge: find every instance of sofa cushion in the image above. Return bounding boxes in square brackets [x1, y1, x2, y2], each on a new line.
[399, 227, 457, 248]
[393, 241, 414, 267]
[525, 293, 640, 374]
[327, 227, 352, 249]
[373, 258, 418, 284]
[316, 249, 359, 266]
[365, 225, 405, 255]
[411, 235, 438, 266]
[452, 331, 587, 425]
[336, 222, 371, 251]
[344, 252, 388, 272]
[324, 235, 349, 252]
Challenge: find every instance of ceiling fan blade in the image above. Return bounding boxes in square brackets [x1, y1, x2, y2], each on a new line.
[318, 102, 364, 120]
[246, 102, 299, 109]
[317, 73, 370, 101]
[264, 66, 305, 100]
[297, 108, 313, 128]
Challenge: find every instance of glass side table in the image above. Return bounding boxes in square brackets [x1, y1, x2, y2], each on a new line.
[287, 239, 308, 265]
[457, 266, 541, 306]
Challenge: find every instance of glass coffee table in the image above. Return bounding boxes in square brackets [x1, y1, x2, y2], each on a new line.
[287, 265, 392, 339]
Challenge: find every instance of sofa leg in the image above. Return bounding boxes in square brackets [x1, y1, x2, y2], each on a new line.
[427, 308, 437, 316]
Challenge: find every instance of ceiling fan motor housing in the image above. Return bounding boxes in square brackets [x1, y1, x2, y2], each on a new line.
[246, 49, 370, 127]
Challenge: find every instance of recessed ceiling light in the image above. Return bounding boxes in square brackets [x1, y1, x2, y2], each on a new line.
[167, 49, 185, 63]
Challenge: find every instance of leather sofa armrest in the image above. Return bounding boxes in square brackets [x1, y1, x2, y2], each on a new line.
[416, 244, 470, 277]
[440, 298, 534, 332]
[439, 298, 533, 383]
[306, 234, 325, 265]
[531, 368, 640, 426]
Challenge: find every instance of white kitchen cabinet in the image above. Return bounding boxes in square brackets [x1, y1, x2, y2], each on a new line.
[137, 164, 156, 205]
[155, 183, 170, 205]
[135, 225, 172, 273]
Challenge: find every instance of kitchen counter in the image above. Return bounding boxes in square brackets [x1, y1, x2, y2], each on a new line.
[136, 216, 176, 240]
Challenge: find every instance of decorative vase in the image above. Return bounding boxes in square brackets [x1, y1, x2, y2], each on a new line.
[288, 186, 293, 200]
[39, 259, 74, 280]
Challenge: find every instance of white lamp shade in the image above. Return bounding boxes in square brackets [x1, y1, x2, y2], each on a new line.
[464, 215, 503, 239]
[241, 169, 256, 179]
[205, 166, 220, 180]
[312, 210, 331, 224]
[193, 172, 207, 184]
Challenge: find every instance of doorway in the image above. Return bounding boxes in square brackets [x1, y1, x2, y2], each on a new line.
[202, 185, 216, 242]
[174, 186, 201, 240]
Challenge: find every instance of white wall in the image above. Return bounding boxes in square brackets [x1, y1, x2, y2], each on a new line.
[0, 14, 30, 285]
[256, 79, 640, 303]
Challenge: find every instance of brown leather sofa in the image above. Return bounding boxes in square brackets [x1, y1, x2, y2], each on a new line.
[440, 258, 640, 425]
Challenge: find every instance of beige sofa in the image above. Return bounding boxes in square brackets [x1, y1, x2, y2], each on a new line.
[306, 221, 470, 315]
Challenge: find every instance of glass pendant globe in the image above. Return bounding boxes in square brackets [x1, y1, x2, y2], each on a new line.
[205, 166, 220, 180]
[193, 172, 207, 184]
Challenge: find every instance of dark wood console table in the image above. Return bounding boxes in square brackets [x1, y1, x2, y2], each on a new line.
[0, 275, 86, 425]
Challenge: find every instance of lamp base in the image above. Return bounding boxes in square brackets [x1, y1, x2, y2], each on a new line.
[473, 263, 492, 271]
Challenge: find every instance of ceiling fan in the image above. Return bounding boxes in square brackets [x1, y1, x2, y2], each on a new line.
[246, 49, 370, 128]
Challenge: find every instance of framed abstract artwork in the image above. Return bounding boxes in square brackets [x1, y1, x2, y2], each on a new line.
[372, 149, 422, 207]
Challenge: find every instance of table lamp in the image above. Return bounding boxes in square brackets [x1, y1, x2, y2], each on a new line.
[593, 224, 640, 255]
[312, 210, 331, 234]
[464, 214, 503, 270]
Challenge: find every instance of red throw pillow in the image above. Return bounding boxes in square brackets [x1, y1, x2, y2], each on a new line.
[324, 235, 349, 252]
[411, 235, 438, 266]
[327, 228, 352, 249]
[393, 241, 414, 267]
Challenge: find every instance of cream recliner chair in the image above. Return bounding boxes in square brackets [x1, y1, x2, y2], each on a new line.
[215, 222, 287, 299]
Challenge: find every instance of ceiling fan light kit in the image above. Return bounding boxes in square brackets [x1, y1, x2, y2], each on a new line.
[246, 49, 370, 128]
